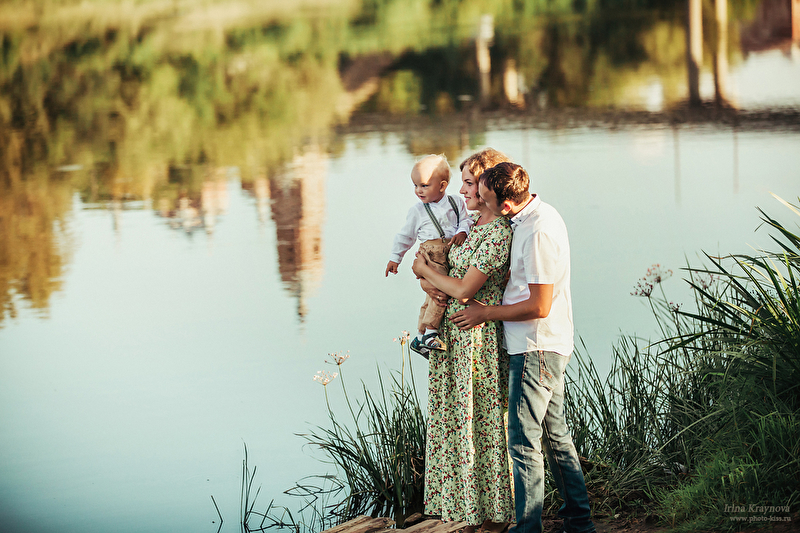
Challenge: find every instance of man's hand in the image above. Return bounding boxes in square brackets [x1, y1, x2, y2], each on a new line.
[451, 231, 468, 247]
[450, 300, 489, 330]
[385, 261, 399, 277]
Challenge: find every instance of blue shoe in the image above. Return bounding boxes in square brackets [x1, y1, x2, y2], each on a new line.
[421, 332, 447, 352]
[410, 338, 430, 359]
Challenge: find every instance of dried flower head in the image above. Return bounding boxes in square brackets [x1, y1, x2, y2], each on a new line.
[328, 351, 350, 366]
[393, 330, 411, 346]
[631, 264, 674, 297]
[695, 273, 716, 291]
[313, 370, 338, 386]
[631, 279, 654, 297]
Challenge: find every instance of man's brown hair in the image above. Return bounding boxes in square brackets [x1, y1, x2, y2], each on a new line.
[459, 148, 511, 179]
[479, 162, 530, 205]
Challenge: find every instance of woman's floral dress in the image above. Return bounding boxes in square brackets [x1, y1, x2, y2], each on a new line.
[424, 215, 514, 525]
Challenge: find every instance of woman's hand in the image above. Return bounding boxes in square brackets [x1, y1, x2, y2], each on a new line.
[420, 279, 448, 307]
[411, 251, 430, 279]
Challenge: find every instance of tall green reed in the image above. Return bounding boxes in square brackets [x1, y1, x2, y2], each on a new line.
[562, 196, 800, 528]
[235, 441, 344, 532]
[301, 334, 427, 527]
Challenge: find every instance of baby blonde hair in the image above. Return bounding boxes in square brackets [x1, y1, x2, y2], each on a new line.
[414, 154, 451, 185]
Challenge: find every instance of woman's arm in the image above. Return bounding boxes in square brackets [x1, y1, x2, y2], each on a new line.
[420, 279, 448, 306]
[412, 253, 488, 302]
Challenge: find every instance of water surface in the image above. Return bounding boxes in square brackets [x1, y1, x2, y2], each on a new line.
[1, 1, 799, 531]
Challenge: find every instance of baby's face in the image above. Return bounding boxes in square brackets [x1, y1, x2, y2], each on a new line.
[411, 167, 447, 204]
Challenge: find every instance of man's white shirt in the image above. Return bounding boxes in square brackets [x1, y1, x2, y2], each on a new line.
[503, 195, 574, 356]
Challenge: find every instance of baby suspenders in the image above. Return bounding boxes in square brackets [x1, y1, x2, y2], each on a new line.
[423, 195, 461, 243]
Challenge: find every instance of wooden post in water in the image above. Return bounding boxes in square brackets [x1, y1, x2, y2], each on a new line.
[714, 0, 730, 106]
[686, 0, 703, 106]
[792, 0, 800, 41]
[476, 14, 494, 106]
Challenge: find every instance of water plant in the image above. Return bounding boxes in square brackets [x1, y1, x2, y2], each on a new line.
[247, 198, 799, 532]
[561, 195, 800, 529]
[230, 442, 344, 533]
[301, 336, 427, 527]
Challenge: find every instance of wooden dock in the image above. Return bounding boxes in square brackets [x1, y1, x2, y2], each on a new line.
[320, 514, 496, 533]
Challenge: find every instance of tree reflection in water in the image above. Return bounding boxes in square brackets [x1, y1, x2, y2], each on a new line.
[1, 0, 798, 324]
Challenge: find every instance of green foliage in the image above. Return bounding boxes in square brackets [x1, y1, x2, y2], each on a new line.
[658, 413, 800, 531]
[563, 196, 800, 528]
[301, 341, 427, 527]
[229, 443, 345, 532]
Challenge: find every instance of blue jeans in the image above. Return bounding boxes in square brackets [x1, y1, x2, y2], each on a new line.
[507, 351, 595, 533]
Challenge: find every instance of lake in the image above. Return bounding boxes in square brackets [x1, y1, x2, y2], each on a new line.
[1, 1, 799, 532]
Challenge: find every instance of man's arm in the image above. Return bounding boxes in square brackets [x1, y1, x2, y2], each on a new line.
[450, 283, 553, 330]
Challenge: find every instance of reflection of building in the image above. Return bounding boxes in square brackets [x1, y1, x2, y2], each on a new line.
[269, 148, 327, 321]
[156, 168, 229, 234]
[685, 0, 737, 107]
[740, 0, 800, 54]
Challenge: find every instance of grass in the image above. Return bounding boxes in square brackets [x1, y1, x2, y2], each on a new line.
[226, 339, 425, 532]
[561, 195, 800, 529]
[247, 197, 799, 532]
[230, 443, 345, 532]
[300, 340, 427, 527]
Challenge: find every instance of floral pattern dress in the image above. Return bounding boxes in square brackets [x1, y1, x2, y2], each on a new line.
[424, 214, 514, 525]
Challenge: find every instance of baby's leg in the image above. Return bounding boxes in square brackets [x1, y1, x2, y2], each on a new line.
[418, 240, 450, 349]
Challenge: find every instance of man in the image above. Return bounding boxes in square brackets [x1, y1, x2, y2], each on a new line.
[451, 162, 595, 533]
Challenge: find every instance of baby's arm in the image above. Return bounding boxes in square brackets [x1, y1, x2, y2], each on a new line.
[385, 261, 399, 276]
[386, 205, 421, 277]
[451, 231, 468, 246]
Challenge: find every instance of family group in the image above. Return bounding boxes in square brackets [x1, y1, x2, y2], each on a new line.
[385, 149, 595, 533]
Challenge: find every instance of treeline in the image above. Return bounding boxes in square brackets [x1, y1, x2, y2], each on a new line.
[0, 0, 761, 322]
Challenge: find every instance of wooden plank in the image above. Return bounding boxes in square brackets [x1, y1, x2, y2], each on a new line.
[403, 513, 425, 527]
[401, 519, 444, 533]
[320, 515, 372, 533]
[346, 516, 395, 533]
[322, 516, 395, 533]
[320, 515, 467, 533]
[430, 520, 469, 533]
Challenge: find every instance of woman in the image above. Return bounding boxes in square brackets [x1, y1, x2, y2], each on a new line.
[412, 148, 514, 533]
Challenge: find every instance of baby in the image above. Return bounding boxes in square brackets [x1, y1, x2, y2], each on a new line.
[385, 154, 471, 356]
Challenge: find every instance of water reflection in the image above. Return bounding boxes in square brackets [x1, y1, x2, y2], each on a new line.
[2, 0, 800, 323]
[155, 168, 230, 234]
[0, 173, 72, 322]
[741, 0, 800, 54]
[1, 3, 799, 532]
[268, 147, 327, 321]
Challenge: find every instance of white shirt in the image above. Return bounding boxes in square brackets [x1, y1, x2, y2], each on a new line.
[389, 194, 472, 264]
[503, 195, 574, 356]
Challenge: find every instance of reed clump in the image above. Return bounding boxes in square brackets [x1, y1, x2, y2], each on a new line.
[562, 195, 800, 529]
[302, 339, 426, 527]
[263, 197, 799, 531]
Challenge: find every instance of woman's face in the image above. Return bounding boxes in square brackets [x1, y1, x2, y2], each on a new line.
[459, 167, 482, 211]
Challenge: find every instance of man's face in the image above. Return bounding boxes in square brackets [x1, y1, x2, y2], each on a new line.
[478, 180, 505, 216]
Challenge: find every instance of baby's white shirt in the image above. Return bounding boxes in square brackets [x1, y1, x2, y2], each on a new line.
[389, 194, 472, 264]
